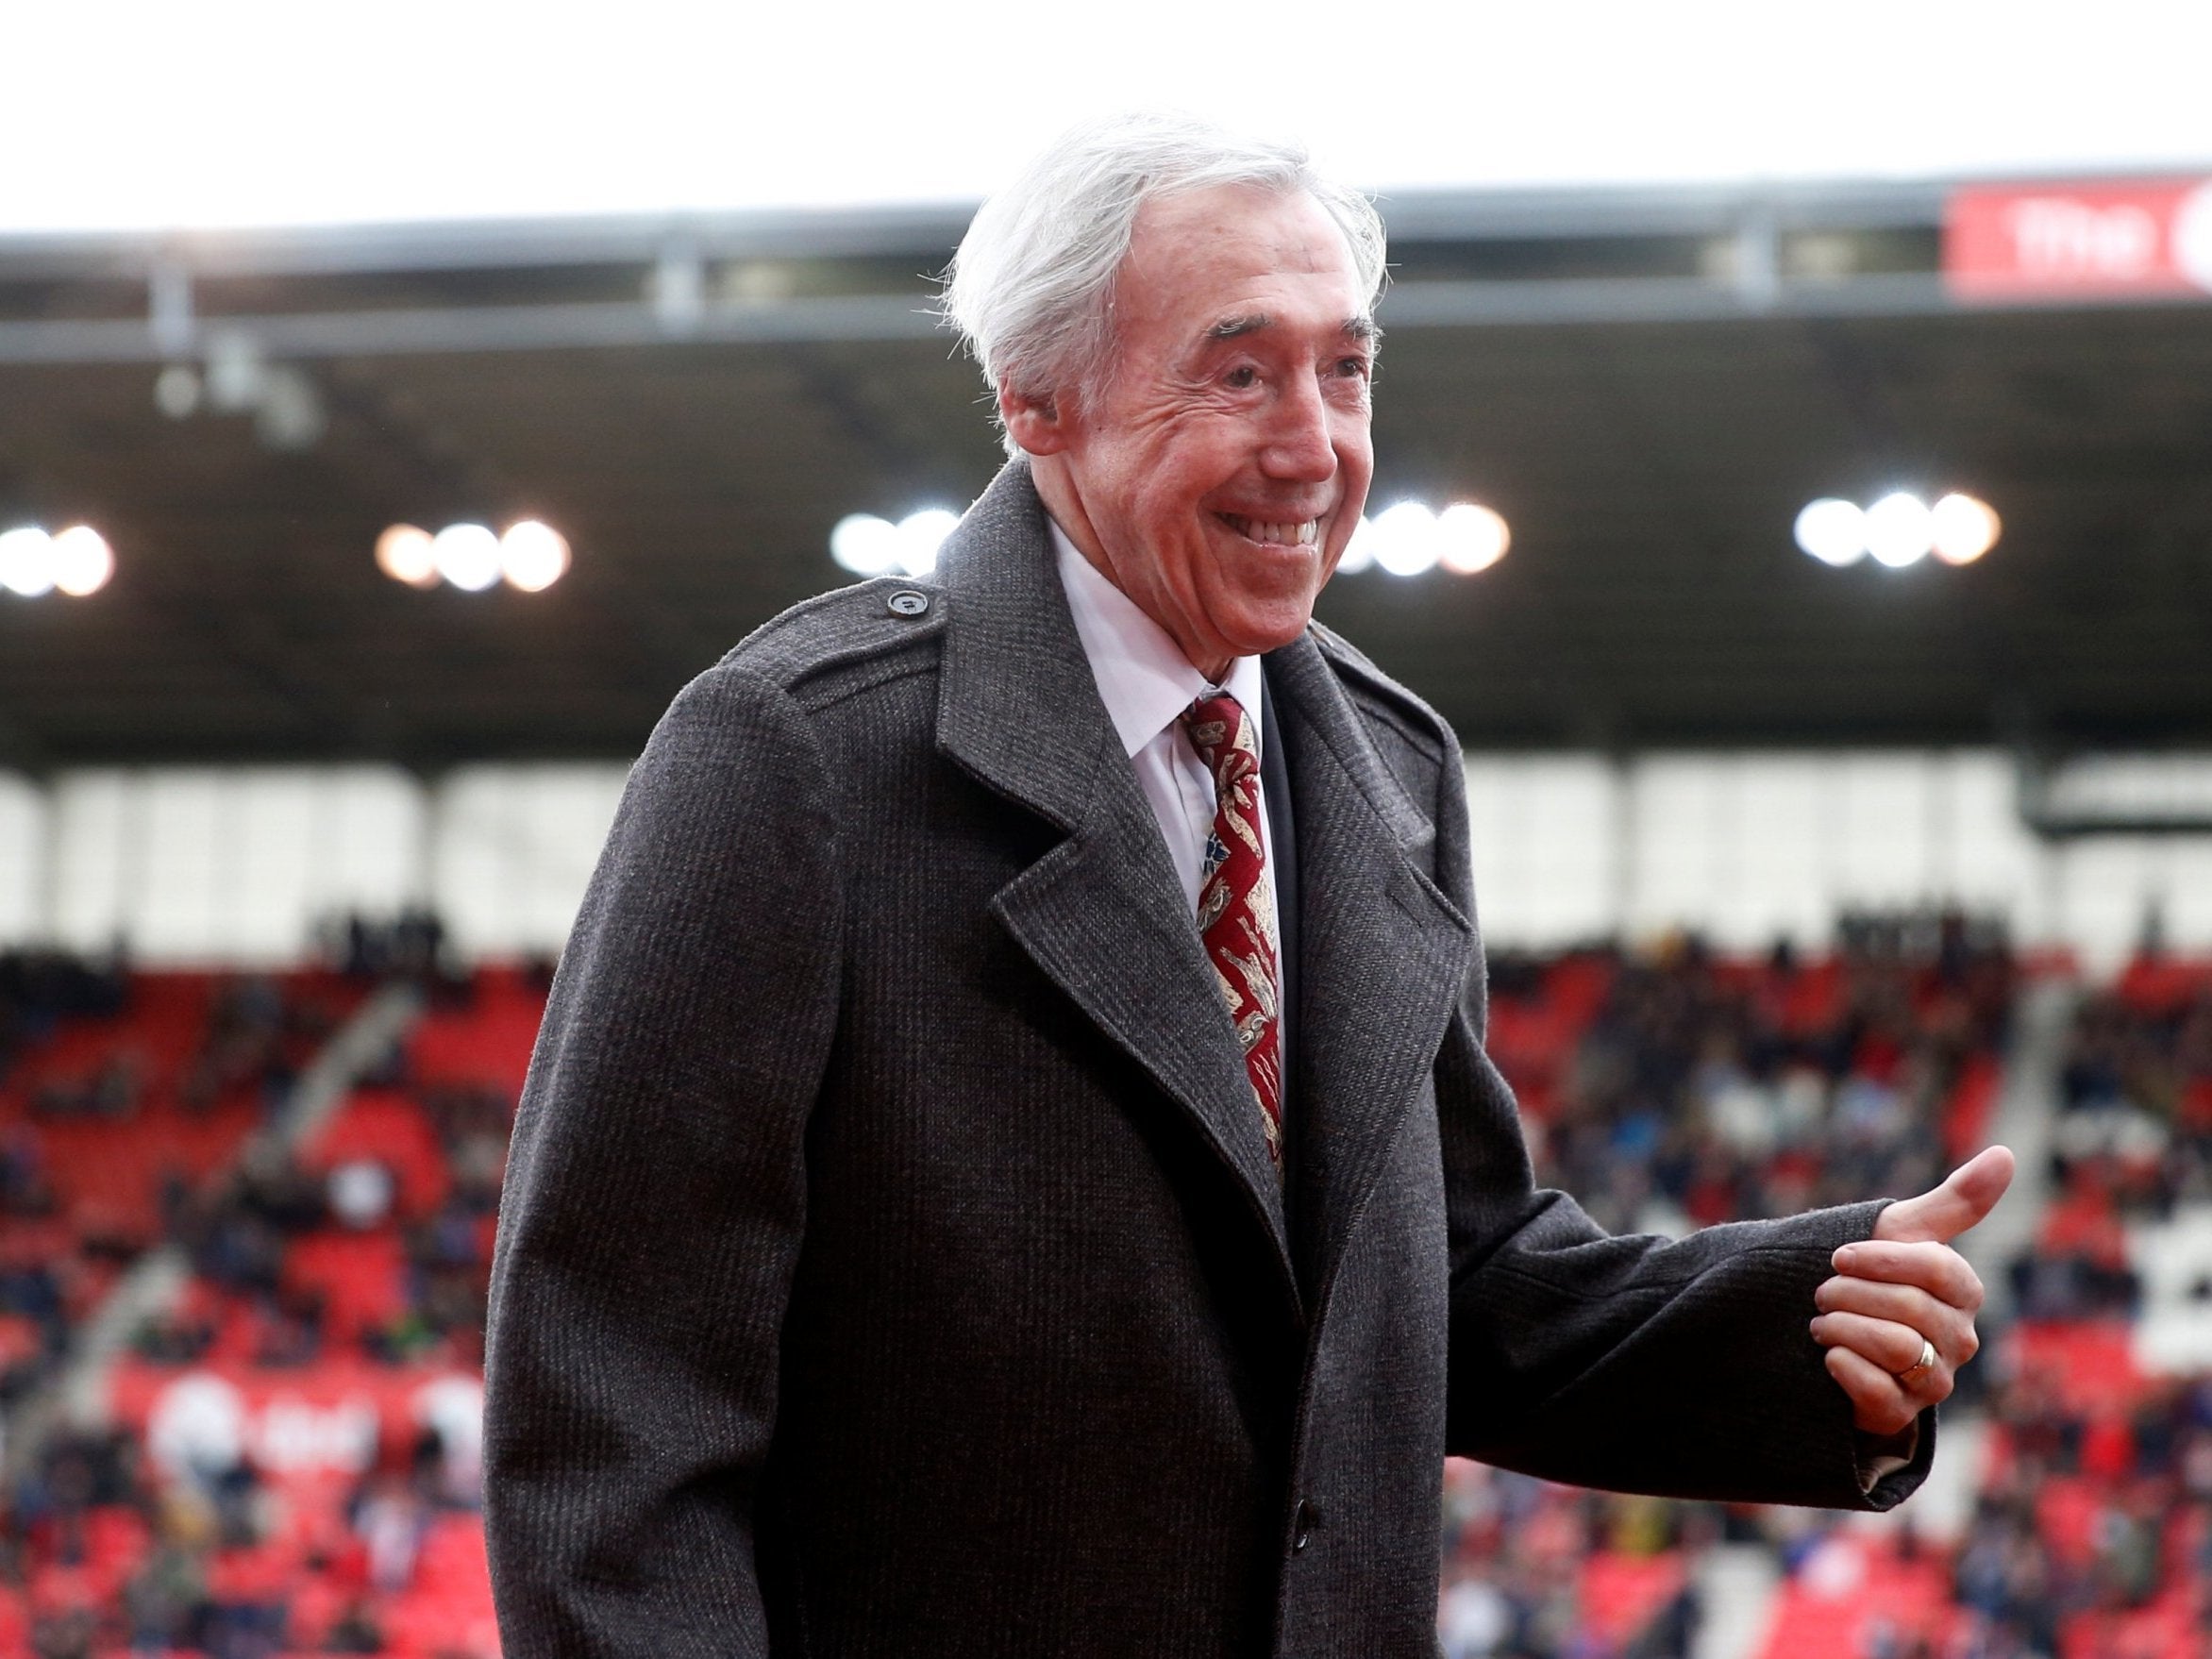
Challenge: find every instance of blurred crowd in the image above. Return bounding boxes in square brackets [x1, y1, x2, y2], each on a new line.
[0, 939, 512, 1656]
[1949, 1367, 2212, 1659]
[7, 918, 2211, 1657]
[1495, 911, 2013, 1239]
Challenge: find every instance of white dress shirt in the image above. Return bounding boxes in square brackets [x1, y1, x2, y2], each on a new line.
[1048, 518, 1286, 1069]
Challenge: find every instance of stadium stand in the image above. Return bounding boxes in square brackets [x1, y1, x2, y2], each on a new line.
[1441, 913, 2022, 1657]
[5, 922, 2209, 1656]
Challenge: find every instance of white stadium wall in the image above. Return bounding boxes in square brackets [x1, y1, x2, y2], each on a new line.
[0, 753, 2207, 972]
[1462, 751, 2053, 954]
[1461, 750, 2212, 973]
[428, 766, 628, 964]
[0, 772, 44, 944]
[39, 768, 429, 964]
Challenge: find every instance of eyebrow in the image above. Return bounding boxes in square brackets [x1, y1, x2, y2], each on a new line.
[1205, 312, 1272, 342]
[1202, 313, 1381, 344]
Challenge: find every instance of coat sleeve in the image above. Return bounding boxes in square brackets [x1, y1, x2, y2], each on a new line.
[1430, 764, 1931, 1511]
[483, 663, 843, 1656]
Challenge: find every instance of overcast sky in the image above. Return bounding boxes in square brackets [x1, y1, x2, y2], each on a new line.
[7, 0, 2209, 232]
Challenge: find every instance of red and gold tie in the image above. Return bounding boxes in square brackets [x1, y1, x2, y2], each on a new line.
[1181, 694, 1282, 1164]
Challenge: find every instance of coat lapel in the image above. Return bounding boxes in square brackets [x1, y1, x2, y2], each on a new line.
[1265, 632, 1478, 1306]
[933, 461, 1295, 1290]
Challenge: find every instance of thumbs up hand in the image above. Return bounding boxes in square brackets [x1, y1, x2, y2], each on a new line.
[1809, 1146, 2016, 1436]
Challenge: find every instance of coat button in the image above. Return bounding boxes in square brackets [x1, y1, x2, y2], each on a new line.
[886, 588, 930, 617]
[1292, 1497, 1319, 1552]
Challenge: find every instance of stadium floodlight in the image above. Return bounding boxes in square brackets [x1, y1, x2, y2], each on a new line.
[1370, 502, 1440, 577]
[1930, 493, 2000, 565]
[49, 526, 114, 596]
[1335, 516, 1376, 574]
[153, 364, 202, 420]
[0, 527, 56, 596]
[1863, 492, 1936, 567]
[376, 524, 438, 587]
[500, 521, 571, 592]
[1793, 498, 1868, 566]
[830, 512, 901, 577]
[894, 509, 960, 578]
[431, 523, 503, 592]
[1435, 502, 1511, 574]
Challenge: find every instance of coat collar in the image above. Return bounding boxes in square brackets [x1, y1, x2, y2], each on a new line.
[1264, 630, 1475, 1307]
[934, 458, 1473, 1321]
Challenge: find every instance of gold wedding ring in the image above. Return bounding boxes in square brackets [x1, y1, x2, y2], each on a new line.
[1895, 1337, 1936, 1387]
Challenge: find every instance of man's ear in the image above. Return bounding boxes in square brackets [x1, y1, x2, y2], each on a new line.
[998, 378, 1071, 456]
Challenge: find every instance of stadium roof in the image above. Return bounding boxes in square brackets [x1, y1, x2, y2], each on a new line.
[2, 177, 2209, 770]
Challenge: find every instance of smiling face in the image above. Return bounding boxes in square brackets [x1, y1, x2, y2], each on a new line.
[1007, 183, 1377, 682]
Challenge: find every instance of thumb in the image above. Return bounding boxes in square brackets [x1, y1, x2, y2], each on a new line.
[1874, 1145, 2016, 1244]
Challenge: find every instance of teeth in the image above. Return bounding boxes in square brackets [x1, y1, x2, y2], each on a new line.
[1226, 515, 1320, 546]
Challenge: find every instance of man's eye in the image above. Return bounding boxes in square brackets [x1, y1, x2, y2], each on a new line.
[1225, 365, 1259, 389]
[1335, 357, 1373, 379]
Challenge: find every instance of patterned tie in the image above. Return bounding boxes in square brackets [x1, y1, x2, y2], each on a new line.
[1181, 694, 1283, 1165]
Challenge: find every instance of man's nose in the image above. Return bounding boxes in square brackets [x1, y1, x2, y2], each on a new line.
[1260, 375, 1338, 481]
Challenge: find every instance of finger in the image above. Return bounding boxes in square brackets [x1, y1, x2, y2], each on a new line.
[1825, 1344, 1920, 1438]
[1873, 1145, 2016, 1245]
[1809, 1308, 1948, 1378]
[1831, 1240, 1986, 1311]
[1814, 1276, 1975, 1360]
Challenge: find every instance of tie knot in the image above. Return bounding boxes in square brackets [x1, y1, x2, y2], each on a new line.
[1181, 694, 1251, 781]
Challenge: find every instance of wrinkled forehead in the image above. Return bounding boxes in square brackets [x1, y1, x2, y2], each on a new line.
[1115, 183, 1373, 342]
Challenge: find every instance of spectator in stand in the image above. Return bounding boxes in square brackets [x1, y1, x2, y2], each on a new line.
[0, 948, 126, 1089]
[330, 908, 451, 984]
[320, 1595, 383, 1654]
[349, 1472, 427, 1596]
[123, 1532, 210, 1655]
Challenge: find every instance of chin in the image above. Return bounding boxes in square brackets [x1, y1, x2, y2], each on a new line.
[1218, 597, 1322, 659]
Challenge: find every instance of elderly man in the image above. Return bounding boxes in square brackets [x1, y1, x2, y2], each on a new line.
[483, 113, 2010, 1657]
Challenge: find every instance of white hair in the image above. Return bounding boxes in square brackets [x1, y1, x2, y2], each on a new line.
[941, 111, 1388, 453]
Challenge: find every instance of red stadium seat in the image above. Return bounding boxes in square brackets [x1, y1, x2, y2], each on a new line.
[409, 966, 548, 1098]
[1757, 1537, 1956, 1659]
[301, 1089, 451, 1220]
[1576, 1549, 1686, 1648]
[2011, 1320, 2147, 1414]
[282, 1229, 410, 1344]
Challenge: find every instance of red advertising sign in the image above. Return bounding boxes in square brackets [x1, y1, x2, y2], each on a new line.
[1945, 178, 2212, 300]
[105, 1360, 482, 1489]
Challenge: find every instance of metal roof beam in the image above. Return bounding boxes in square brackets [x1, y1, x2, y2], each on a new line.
[5, 270, 2180, 363]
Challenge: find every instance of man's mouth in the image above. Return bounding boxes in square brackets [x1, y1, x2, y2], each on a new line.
[1217, 513, 1320, 547]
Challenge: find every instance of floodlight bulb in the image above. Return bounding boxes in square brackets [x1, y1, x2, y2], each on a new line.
[1930, 494, 1999, 565]
[1793, 498, 1867, 566]
[48, 526, 113, 596]
[432, 523, 502, 592]
[895, 508, 959, 578]
[153, 364, 202, 420]
[500, 520, 571, 592]
[0, 527, 56, 597]
[1371, 501, 1439, 577]
[830, 512, 900, 576]
[376, 524, 437, 587]
[1335, 516, 1375, 574]
[1436, 502, 1510, 574]
[1863, 492, 1935, 568]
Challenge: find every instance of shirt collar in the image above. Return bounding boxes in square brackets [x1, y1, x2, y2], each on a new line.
[1049, 516, 1265, 762]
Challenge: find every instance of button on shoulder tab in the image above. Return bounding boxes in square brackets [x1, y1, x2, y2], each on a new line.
[887, 589, 930, 618]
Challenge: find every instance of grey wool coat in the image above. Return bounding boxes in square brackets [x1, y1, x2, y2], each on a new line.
[482, 459, 1931, 1659]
